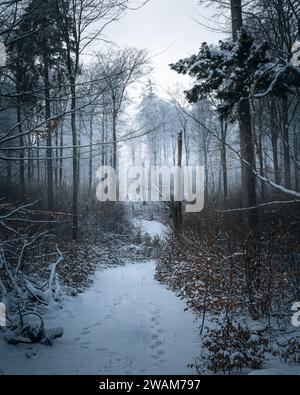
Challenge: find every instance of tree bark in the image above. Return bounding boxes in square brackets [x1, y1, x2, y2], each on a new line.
[238, 98, 257, 211]
[112, 102, 117, 170]
[220, 118, 228, 203]
[254, 106, 266, 200]
[59, 120, 63, 189]
[44, 58, 54, 210]
[37, 136, 40, 184]
[282, 96, 291, 189]
[231, 0, 257, 227]
[70, 78, 78, 241]
[230, 0, 243, 41]
[294, 124, 299, 191]
[16, 76, 25, 196]
[270, 99, 280, 185]
[89, 112, 94, 195]
[173, 131, 183, 237]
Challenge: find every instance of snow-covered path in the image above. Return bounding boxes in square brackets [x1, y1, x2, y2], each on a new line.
[1, 260, 200, 375]
[132, 219, 169, 239]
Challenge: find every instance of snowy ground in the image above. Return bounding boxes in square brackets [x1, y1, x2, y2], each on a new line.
[132, 219, 169, 240]
[0, 220, 200, 375]
[249, 367, 300, 375]
[1, 219, 298, 375]
[0, 261, 199, 375]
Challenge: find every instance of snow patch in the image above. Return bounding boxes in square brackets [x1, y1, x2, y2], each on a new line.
[133, 219, 169, 239]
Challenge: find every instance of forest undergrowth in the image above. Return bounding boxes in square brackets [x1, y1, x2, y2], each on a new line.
[156, 205, 300, 374]
[0, 198, 159, 349]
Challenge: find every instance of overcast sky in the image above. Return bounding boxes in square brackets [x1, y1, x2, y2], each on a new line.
[86, 0, 226, 97]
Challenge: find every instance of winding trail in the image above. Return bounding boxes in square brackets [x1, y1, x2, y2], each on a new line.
[1, 221, 200, 375]
[2, 262, 199, 375]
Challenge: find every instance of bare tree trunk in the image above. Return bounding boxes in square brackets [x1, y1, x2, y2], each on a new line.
[282, 96, 291, 189]
[59, 121, 63, 189]
[37, 136, 40, 184]
[112, 104, 117, 170]
[44, 59, 54, 210]
[27, 145, 31, 195]
[55, 124, 59, 190]
[71, 78, 78, 240]
[16, 82, 25, 196]
[220, 118, 228, 204]
[230, 0, 243, 41]
[204, 140, 209, 206]
[6, 143, 12, 190]
[294, 123, 299, 191]
[238, 98, 257, 210]
[101, 111, 106, 166]
[171, 135, 176, 166]
[89, 112, 94, 195]
[173, 131, 183, 237]
[231, 0, 257, 226]
[163, 129, 167, 164]
[77, 116, 81, 189]
[270, 99, 280, 185]
[254, 106, 266, 200]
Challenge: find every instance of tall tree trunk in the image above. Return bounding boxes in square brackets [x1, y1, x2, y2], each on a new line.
[37, 136, 40, 184]
[6, 143, 12, 190]
[172, 135, 176, 166]
[294, 124, 299, 191]
[44, 59, 54, 210]
[59, 120, 63, 189]
[270, 100, 280, 185]
[101, 111, 106, 166]
[112, 102, 117, 170]
[173, 131, 183, 237]
[231, 0, 257, 226]
[203, 140, 209, 206]
[27, 145, 31, 195]
[77, 116, 81, 189]
[220, 118, 228, 204]
[238, 98, 257, 209]
[89, 112, 94, 195]
[55, 123, 59, 190]
[16, 79, 25, 196]
[282, 96, 291, 189]
[230, 0, 243, 41]
[71, 78, 78, 240]
[254, 106, 266, 200]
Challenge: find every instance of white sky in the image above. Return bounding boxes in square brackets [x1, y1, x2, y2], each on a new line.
[85, 0, 225, 97]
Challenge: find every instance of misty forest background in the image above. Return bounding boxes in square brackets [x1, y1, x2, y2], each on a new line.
[0, 0, 300, 374]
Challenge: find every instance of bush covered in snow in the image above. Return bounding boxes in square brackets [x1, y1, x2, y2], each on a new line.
[197, 319, 270, 374]
[0, 200, 64, 346]
[278, 336, 300, 365]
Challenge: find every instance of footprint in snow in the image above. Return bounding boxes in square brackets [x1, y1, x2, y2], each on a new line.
[150, 340, 163, 349]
